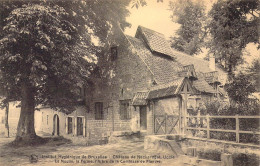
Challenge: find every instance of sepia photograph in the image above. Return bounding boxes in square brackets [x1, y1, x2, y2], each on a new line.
[0, 0, 259, 165]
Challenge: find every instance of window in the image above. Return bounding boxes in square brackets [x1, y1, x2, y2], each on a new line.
[111, 46, 118, 61]
[67, 117, 73, 134]
[46, 115, 49, 125]
[120, 100, 131, 120]
[95, 102, 104, 120]
[77, 117, 84, 136]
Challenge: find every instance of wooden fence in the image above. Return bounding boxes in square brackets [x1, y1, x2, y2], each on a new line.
[185, 115, 260, 143]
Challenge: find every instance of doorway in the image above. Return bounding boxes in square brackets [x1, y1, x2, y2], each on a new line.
[140, 106, 147, 130]
[53, 114, 59, 136]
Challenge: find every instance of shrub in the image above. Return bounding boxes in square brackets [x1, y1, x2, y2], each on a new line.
[198, 149, 221, 161]
[233, 153, 260, 166]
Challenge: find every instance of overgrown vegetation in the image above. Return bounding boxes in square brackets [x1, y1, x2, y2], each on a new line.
[187, 99, 260, 144]
[198, 149, 221, 161]
[198, 149, 260, 166]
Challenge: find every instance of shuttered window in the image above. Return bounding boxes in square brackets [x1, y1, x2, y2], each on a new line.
[120, 100, 131, 120]
[95, 102, 104, 120]
[67, 117, 73, 134]
[77, 117, 83, 136]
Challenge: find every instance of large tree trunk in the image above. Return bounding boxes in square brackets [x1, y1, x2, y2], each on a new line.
[4, 102, 9, 138]
[15, 82, 37, 142]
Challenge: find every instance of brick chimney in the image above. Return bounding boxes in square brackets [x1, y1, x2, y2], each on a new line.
[209, 55, 215, 71]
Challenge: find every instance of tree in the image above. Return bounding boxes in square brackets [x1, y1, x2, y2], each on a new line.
[226, 59, 260, 107]
[208, 0, 259, 75]
[169, 0, 206, 55]
[0, 0, 130, 144]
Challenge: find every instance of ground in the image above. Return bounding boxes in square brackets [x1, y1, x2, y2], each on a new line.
[0, 137, 205, 166]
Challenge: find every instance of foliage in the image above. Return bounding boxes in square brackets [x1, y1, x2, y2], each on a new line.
[0, 0, 131, 113]
[208, 0, 259, 73]
[233, 153, 259, 166]
[226, 71, 258, 107]
[246, 59, 260, 92]
[198, 149, 221, 161]
[198, 150, 260, 165]
[169, 0, 206, 55]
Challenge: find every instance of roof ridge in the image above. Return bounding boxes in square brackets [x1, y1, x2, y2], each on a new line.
[150, 77, 184, 90]
[171, 49, 209, 63]
[138, 26, 165, 37]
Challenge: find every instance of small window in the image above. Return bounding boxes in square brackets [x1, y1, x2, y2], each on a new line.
[95, 102, 104, 120]
[77, 117, 84, 136]
[67, 117, 73, 134]
[120, 100, 131, 120]
[111, 46, 118, 61]
[47, 115, 49, 125]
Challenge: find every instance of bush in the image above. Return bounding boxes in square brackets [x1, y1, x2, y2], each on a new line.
[187, 99, 260, 144]
[233, 153, 260, 166]
[198, 149, 221, 161]
[198, 150, 260, 166]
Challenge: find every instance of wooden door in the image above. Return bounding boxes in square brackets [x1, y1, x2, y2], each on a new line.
[140, 106, 147, 130]
[53, 114, 59, 136]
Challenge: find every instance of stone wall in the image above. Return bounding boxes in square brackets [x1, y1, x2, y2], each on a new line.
[181, 137, 260, 156]
[83, 30, 155, 141]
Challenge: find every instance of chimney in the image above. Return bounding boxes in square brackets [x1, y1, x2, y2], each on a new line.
[209, 54, 215, 71]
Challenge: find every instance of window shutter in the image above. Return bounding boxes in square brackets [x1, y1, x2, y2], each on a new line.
[65, 117, 68, 134]
[74, 117, 77, 136]
[83, 117, 86, 137]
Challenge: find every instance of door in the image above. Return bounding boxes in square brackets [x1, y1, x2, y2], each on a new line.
[53, 114, 59, 136]
[140, 106, 147, 130]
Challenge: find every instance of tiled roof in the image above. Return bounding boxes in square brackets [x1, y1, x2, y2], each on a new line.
[126, 26, 223, 94]
[126, 35, 183, 84]
[135, 26, 174, 57]
[148, 78, 185, 99]
[172, 49, 227, 81]
[132, 92, 149, 105]
[148, 85, 178, 99]
[193, 79, 217, 94]
[172, 50, 213, 73]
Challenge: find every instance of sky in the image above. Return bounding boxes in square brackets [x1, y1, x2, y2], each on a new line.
[124, 0, 260, 64]
[125, 0, 179, 39]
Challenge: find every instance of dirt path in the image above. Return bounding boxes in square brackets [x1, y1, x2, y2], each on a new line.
[0, 137, 196, 166]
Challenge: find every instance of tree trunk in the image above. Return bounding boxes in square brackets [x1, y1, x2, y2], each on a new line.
[15, 82, 37, 141]
[4, 102, 9, 138]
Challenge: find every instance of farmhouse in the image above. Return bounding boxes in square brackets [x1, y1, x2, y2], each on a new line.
[21, 26, 227, 144]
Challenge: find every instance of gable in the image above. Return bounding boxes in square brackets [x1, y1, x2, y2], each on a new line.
[147, 78, 196, 99]
[126, 35, 183, 84]
[135, 26, 174, 58]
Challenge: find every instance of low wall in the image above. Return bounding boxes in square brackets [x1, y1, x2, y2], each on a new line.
[144, 135, 185, 156]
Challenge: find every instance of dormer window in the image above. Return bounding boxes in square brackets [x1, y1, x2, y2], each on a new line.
[111, 46, 118, 61]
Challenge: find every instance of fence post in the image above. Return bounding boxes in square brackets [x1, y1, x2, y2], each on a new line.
[236, 114, 239, 143]
[206, 114, 210, 139]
